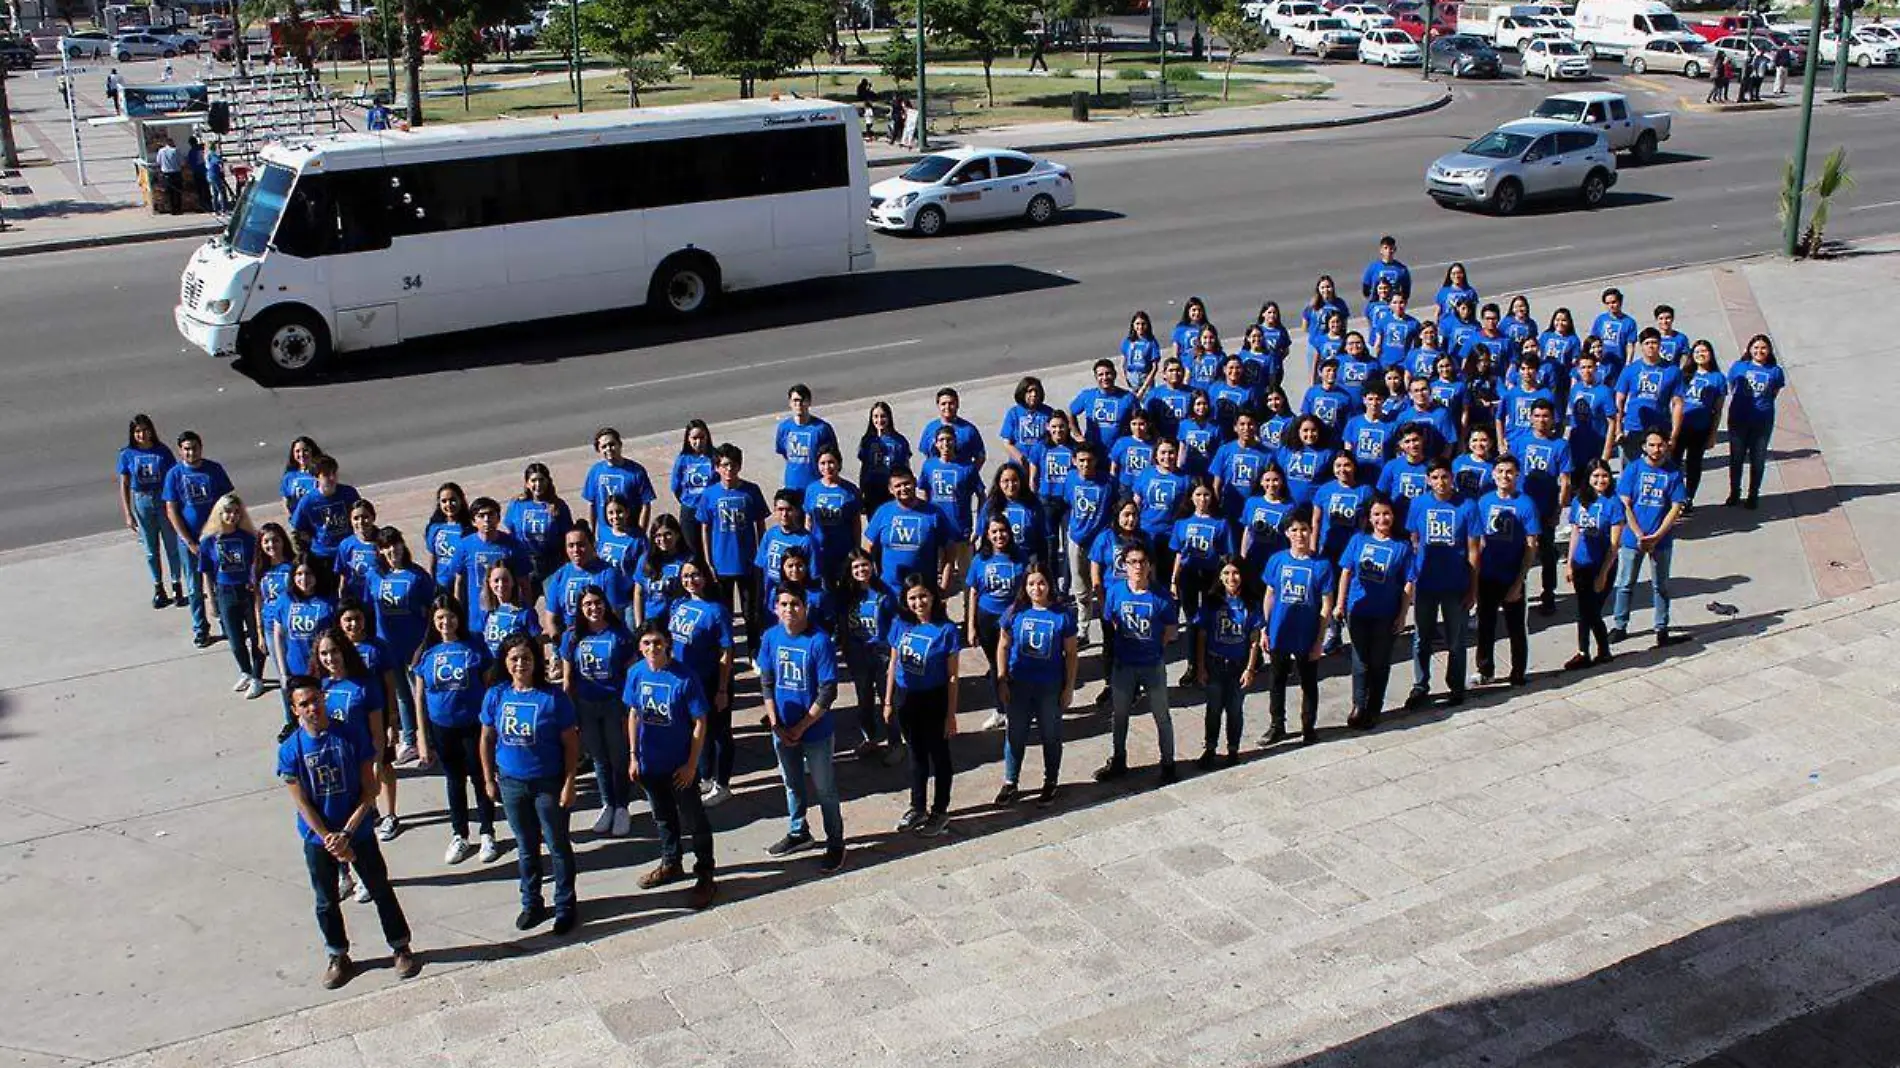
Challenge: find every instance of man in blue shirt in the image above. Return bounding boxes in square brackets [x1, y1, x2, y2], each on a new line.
[1069, 359, 1138, 451]
[1344, 387, 1396, 491]
[1471, 455, 1541, 687]
[580, 428, 655, 533]
[449, 497, 533, 617]
[1405, 460, 1480, 708]
[1376, 293, 1422, 370]
[277, 676, 420, 989]
[1064, 446, 1115, 633]
[1591, 286, 1641, 371]
[1301, 360, 1353, 440]
[289, 455, 359, 565]
[775, 384, 838, 493]
[1506, 400, 1572, 614]
[758, 588, 846, 873]
[1611, 430, 1690, 647]
[1392, 377, 1460, 460]
[1376, 427, 1435, 530]
[695, 444, 770, 660]
[864, 468, 953, 593]
[1566, 352, 1616, 471]
[1614, 328, 1685, 464]
[1360, 235, 1411, 304]
[624, 622, 717, 910]
[920, 387, 985, 466]
[162, 430, 235, 646]
[1097, 544, 1180, 785]
[1213, 413, 1273, 521]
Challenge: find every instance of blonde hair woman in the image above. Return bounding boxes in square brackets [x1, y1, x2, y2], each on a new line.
[198, 493, 266, 698]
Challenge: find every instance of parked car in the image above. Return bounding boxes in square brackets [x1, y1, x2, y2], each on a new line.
[1285, 15, 1364, 55]
[1709, 32, 1804, 70]
[61, 29, 113, 59]
[1360, 25, 1424, 63]
[1529, 90, 1670, 163]
[1426, 119, 1617, 214]
[1335, 3, 1393, 30]
[868, 147, 1077, 237]
[1260, 0, 1326, 33]
[1623, 34, 1712, 76]
[1819, 27, 1900, 67]
[1522, 35, 1592, 76]
[1427, 33, 1504, 74]
[1857, 23, 1900, 48]
[110, 33, 180, 60]
[0, 36, 38, 70]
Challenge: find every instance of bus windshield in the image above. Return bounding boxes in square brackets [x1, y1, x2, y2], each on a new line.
[224, 163, 296, 256]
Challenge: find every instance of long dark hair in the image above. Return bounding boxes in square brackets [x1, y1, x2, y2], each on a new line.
[895, 573, 947, 624]
[1007, 558, 1062, 614]
[572, 584, 627, 637]
[312, 625, 372, 682]
[417, 593, 472, 656]
[974, 514, 1019, 562]
[1178, 296, 1208, 328]
[643, 514, 689, 579]
[860, 400, 897, 451]
[495, 631, 551, 688]
[126, 413, 159, 450]
[258, 521, 295, 567]
[1575, 458, 1613, 507]
[283, 435, 322, 474]
[428, 481, 469, 526]
[1745, 333, 1778, 366]
[679, 418, 715, 456]
[1127, 310, 1154, 342]
[519, 462, 561, 503]
[372, 525, 416, 574]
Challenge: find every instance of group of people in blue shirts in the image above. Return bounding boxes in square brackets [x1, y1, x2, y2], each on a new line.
[111, 234, 1792, 989]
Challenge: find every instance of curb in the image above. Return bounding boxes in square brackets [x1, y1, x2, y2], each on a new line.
[866, 88, 1452, 165]
[0, 220, 222, 258]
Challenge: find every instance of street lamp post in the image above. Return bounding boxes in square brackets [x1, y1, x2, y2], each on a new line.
[571, 0, 583, 111]
[916, 0, 927, 151]
[1782, 0, 1830, 257]
[1831, 0, 1850, 93]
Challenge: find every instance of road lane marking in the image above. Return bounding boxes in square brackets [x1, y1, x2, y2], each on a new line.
[1421, 246, 1577, 273]
[605, 339, 925, 391]
[1851, 200, 1900, 213]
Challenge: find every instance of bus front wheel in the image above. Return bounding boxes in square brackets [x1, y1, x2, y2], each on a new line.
[648, 253, 720, 319]
[243, 307, 331, 384]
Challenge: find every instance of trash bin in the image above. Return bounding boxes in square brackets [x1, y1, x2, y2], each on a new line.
[1071, 90, 1089, 122]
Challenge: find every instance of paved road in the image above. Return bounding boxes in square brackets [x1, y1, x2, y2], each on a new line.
[4, 75, 1897, 551]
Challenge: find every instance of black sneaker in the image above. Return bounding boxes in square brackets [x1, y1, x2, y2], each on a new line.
[551, 910, 579, 936]
[819, 843, 846, 872]
[1656, 630, 1689, 648]
[1196, 749, 1218, 771]
[151, 587, 169, 610]
[1537, 594, 1556, 617]
[514, 904, 546, 931]
[994, 784, 1018, 806]
[1507, 673, 1527, 687]
[894, 808, 926, 833]
[1404, 688, 1430, 711]
[1036, 783, 1059, 807]
[192, 631, 212, 648]
[1259, 723, 1287, 745]
[172, 585, 187, 608]
[917, 811, 950, 837]
[1743, 495, 1759, 511]
[1159, 761, 1179, 785]
[1592, 650, 1615, 666]
[1093, 758, 1128, 782]
[1223, 750, 1240, 767]
[1300, 730, 1318, 747]
[1607, 627, 1628, 644]
[1093, 688, 1113, 709]
[1446, 691, 1465, 707]
[1725, 492, 1741, 507]
[766, 831, 814, 856]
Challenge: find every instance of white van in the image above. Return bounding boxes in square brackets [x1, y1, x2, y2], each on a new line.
[1571, 0, 1694, 57]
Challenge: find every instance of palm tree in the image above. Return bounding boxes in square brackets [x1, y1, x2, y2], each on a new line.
[1780, 147, 1856, 259]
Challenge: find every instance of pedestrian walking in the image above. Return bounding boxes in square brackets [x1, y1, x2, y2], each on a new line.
[105, 68, 122, 113]
[625, 620, 718, 910]
[888, 95, 907, 145]
[206, 141, 229, 214]
[1772, 44, 1791, 96]
[1708, 53, 1730, 103]
[1028, 31, 1049, 71]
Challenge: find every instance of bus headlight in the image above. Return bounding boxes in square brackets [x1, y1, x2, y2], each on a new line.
[205, 298, 233, 315]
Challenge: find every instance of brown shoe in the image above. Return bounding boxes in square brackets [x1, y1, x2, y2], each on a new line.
[688, 876, 717, 911]
[322, 953, 354, 989]
[638, 860, 685, 890]
[393, 947, 421, 979]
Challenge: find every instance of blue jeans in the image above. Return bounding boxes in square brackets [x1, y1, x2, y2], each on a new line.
[213, 585, 259, 677]
[1004, 678, 1064, 785]
[1110, 661, 1174, 766]
[574, 696, 631, 810]
[1411, 586, 1469, 695]
[1202, 655, 1246, 752]
[1612, 543, 1673, 633]
[132, 492, 180, 587]
[773, 735, 843, 844]
[177, 536, 208, 636]
[304, 835, 409, 958]
[499, 775, 577, 916]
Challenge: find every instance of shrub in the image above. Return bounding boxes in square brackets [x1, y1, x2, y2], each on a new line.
[1163, 65, 1202, 83]
[1116, 66, 1147, 81]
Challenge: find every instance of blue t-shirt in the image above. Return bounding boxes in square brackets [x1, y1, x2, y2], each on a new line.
[1277, 445, 1335, 506]
[480, 602, 542, 659]
[162, 459, 236, 540]
[1110, 436, 1156, 492]
[1375, 459, 1433, 528]
[758, 626, 838, 741]
[581, 459, 655, 529]
[1263, 551, 1335, 654]
[803, 480, 862, 579]
[1617, 458, 1687, 550]
[1499, 386, 1556, 440]
[1451, 454, 1496, 503]
[1212, 442, 1272, 519]
[670, 452, 717, 513]
[1133, 468, 1190, 540]
[1033, 442, 1076, 503]
[1406, 496, 1479, 593]
[116, 443, 176, 496]
[1199, 594, 1261, 662]
[1239, 495, 1295, 571]
[322, 675, 381, 738]
[481, 684, 577, 781]
[1170, 515, 1232, 575]
[281, 469, 318, 510]
[623, 660, 709, 776]
[425, 521, 473, 587]
[277, 725, 376, 846]
[1508, 432, 1572, 521]
[1103, 583, 1177, 668]
[503, 498, 571, 562]
[1003, 605, 1075, 685]
[335, 534, 379, 603]
[545, 560, 634, 634]
[1680, 368, 1727, 431]
[259, 562, 293, 623]
[888, 618, 961, 691]
[775, 416, 839, 493]
[865, 501, 948, 589]
[634, 551, 688, 624]
[561, 625, 636, 704]
[754, 526, 816, 603]
[1312, 481, 1372, 561]
[995, 499, 1047, 558]
[1070, 386, 1138, 450]
[1301, 385, 1353, 436]
[1341, 533, 1414, 618]
[1539, 331, 1582, 373]
[449, 531, 533, 605]
[1176, 418, 1223, 478]
[1000, 404, 1054, 458]
[1566, 383, 1616, 465]
[1474, 490, 1542, 583]
[595, 527, 646, 577]
[1344, 416, 1396, 487]
[370, 566, 436, 661]
[1378, 316, 1422, 366]
[1727, 362, 1785, 426]
[1616, 360, 1684, 434]
[1122, 337, 1161, 384]
[412, 640, 489, 728]
[920, 416, 986, 467]
[844, 584, 897, 650]
[666, 596, 734, 680]
[921, 457, 984, 541]
[1656, 330, 1692, 362]
[695, 481, 770, 577]
[274, 595, 337, 676]
[1591, 311, 1641, 362]
[1065, 476, 1115, 547]
[970, 550, 1028, 617]
[1568, 496, 1621, 571]
[199, 529, 258, 588]
[856, 432, 912, 491]
[289, 484, 359, 559]
[1146, 385, 1194, 435]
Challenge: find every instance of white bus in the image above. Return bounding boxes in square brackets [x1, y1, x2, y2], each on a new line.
[175, 98, 876, 382]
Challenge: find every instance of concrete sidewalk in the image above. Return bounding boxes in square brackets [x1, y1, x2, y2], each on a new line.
[4, 236, 1897, 1066]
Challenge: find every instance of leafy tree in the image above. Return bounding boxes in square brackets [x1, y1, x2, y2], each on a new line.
[580, 0, 673, 104]
[934, 0, 1032, 107]
[665, 0, 830, 98]
[1206, 2, 1266, 100]
[878, 28, 916, 85]
[437, 13, 488, 110]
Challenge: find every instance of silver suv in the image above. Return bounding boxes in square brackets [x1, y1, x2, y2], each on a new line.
[1425, 118, 1617, 215]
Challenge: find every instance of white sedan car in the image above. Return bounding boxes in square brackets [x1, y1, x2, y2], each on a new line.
[1522, 36, 1593, 78]
[868, 147, 1076, 237]
[1359, 27, 1421, 65]
[1335, 3, 1392, 31]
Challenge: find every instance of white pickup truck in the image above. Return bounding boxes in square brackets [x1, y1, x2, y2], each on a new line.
[1528, 91, 1671, 164]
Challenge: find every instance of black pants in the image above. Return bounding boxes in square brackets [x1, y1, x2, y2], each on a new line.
[1674, 432, 1711, 501]
[1347, 614, 1398, 719]
[640, 770, 714, 875]
[433, 721, 495, 838]
[305, 835, 409, 957]
[899, 685, 953, 815]
[715, 571, 763, 660]
[973, 610, 1002, 685]
[1475, 576, 1528, 679]
[1574, 563, 1610, 656]
[696, 663, 735, 787]
[1268, 651, 1319, 734]
[1537, 534, 1558, 600]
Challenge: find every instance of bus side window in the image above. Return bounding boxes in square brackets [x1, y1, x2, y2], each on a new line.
[271, 175, 329, 258]
[333, 171, 392, 253]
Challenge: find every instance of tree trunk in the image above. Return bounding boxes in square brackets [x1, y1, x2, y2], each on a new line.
[461, 71, 469, 109]
[1222, 57, 1232, 100]
[628, 66, 638, 106]
[983, 54, 993, 106]
[0, 68, 19, 170]
[403, 0, 422, 126]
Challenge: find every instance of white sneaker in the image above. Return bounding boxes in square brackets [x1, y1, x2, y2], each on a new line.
[444, 835, 474, 865]
[981, 710, 1006, 731]
[591, 806, 615, 834]
[337, 866, 357, 900]
[232, 673, 250, 692]
[246, 676, 265, 700]
[353, 873, 373, 904]
[698, 779, 716, 797]
[376, 814, 400, 841]
[703, 783, 731, 807]
[1468, 671, 1495, 687]
[478, 833, 500, 863]
[611, 807, 632, 837]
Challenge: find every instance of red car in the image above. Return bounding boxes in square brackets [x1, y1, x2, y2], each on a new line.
[1392, 7, 1457, 39]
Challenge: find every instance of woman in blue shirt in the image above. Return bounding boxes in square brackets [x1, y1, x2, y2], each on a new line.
[1236, 324, 1285, 394]
[1502, 294, 1538, 349]
[199, 493, 263, 696]
[1195, 557, 1260, 768]
[503, 463, 574, 588]
[670, 420, 717, 556]
[478, 560, 542, 659]
[423, 483, 473, 592]
[115, 414, 181, 609]
[271, 557, 338, 730]
[669, 560, 736, 802]
[1260, 508, 1335, 747]
[1674, 340, 1727, 514]
[1435, 262, 1479, 336]
[412, 596, 497, 865]
[857, 402, 912, 512]
[995, 562, 1077, 806]
[1000, 376, 1055, 472]
[279, 435, 322, 517]
[480, 633, 582, 935]
[1178, 390, 1224, 479]
[256, 522, 295, 676]
[921, 425, 983, 586]
[560, 586, 636, 839]
[1276, 415, 1335, 507]
[1253, 301, 1293, 381]
[982, 462, 1048, 568]
[371, 527, 436, 743]
[633, 515, 691, 626]
[1564, 460, 1623, 671]
[967, 517, 1027, 713]
[1303, 276, 1350, 361]
[1334, 498, 1415, 729]
[1170, 481, 1231, 678]
[593, 495, 648, 583]
[1726, 333, 1786, 510]
[884, 576, 961, 837]
[335, 500, 382, 605]
[838, 550, 898, 759]
[312, 626, 387, 903]
[1260, 386, 1295, 446]
[1032, 412, 1078, 594]
[1173, 296, 1212, 360]
[1238, 464, 1297, 579]
[1122, 310, 1162, 397]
